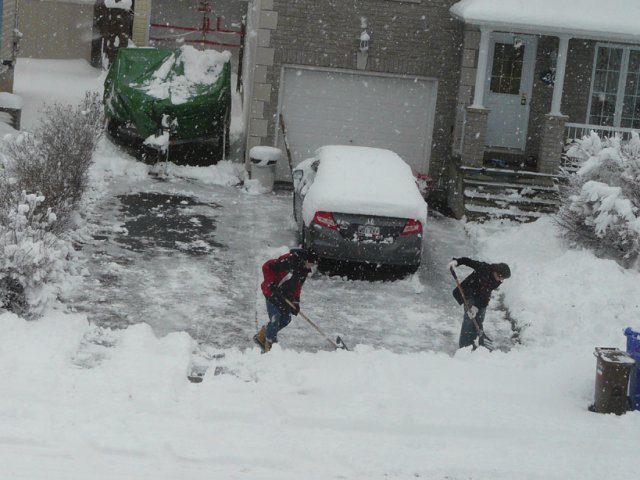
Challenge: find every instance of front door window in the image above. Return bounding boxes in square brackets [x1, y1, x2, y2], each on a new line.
[589, 44, 640, 128]
[490, 43, 524, 95]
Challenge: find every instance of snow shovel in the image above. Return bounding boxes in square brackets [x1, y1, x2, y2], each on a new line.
[449, 267, 494, 351]
[284, 299, 349, 351]
[279, 113, 295, 177]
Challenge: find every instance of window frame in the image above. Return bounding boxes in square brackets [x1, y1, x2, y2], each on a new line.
[587, 42, 640, 128]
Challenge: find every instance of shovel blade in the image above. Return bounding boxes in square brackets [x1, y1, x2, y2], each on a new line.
[335, 336, 349, 351]
[479, 334, 494, 351]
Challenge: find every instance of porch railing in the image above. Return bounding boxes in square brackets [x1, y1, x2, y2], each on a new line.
[564, 122, 638, 143]
[562, 122, 640, 172]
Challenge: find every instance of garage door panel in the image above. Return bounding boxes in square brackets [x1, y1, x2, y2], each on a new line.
[277, 68, 436, 180]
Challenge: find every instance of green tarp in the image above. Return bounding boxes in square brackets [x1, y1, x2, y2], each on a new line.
[104, 47, 231, 143]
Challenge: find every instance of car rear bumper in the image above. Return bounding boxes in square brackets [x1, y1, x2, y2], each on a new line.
[307, 224, 422, 266]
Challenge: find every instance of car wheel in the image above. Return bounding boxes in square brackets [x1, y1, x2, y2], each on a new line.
[406, 263, 420, 274]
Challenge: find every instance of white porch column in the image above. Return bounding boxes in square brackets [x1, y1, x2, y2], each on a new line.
[550, 35, 571, 116]
[471, 27, 492, 108]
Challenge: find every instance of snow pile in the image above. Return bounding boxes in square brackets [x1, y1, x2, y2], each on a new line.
[142, 46, 232, 105]
[301, 145, 428, 226]
[14, 59, 106, 130]
[1, 302, 639, 479]
[156, 160, 244, 187]
[467, 217, 640, 349]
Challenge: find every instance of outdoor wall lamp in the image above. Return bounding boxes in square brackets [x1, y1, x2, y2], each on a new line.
[359, 30, 370, 53]
[357, 30, 370, 70]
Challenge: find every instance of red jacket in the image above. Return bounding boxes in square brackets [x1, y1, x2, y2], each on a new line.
[260, 250, 310, 301]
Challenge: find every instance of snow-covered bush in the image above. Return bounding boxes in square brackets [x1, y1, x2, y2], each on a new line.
[556, 132, 640, 268]
[0, 92, 102, 316]
[0, 193, 74, 317]
[0, 91, 103, 233]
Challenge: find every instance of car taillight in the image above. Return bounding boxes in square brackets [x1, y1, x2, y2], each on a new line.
[313, 211, 337, 229]
[401, 219, 422, 235]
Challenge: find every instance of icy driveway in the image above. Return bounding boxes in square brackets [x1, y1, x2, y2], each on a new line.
[70, 149, 514, 355]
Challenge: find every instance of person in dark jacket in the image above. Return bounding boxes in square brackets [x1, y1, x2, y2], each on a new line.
[448, 257, 511, 349]
[254, 248, 319, 352]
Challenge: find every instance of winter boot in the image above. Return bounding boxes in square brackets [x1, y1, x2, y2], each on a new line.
[253, 326, 272, 353]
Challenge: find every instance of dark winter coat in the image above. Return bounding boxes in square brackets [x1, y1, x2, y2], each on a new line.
[452, 257, 503, 308]
[261, 249, 312, 310]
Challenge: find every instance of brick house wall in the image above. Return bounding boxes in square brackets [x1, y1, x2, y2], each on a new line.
[246, 0, 464, 187]
[526, 35, 556, 161]
[562, 39, 596, 125]
[0, 0, 17, 92]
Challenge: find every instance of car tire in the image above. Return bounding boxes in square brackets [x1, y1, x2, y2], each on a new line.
[406, 263, 420, 274]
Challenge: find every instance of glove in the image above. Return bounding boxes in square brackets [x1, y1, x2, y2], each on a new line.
[468, 306, 479, 319]
[268, 284, 298, 315]
[447, 259, 458, 270]
[269, 283, 284, 298]
[285, 300, 300, 316]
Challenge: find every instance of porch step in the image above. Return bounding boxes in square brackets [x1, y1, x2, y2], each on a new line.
[464, 179, 558, 192]
[465, 204, 545, 221]
[462, 174, 560, 222]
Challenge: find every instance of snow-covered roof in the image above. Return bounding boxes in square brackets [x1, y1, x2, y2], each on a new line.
[450, 0, 640, 43]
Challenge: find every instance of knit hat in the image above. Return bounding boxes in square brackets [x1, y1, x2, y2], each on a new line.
[492, 263, 511, 279]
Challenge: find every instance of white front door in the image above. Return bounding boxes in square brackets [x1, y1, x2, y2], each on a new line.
[484, 33, 537, 151]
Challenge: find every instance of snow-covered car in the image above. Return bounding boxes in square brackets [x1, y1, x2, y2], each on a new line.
[292, 145, 428, 271]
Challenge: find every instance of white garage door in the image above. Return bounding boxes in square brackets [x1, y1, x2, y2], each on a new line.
[276, 66, 437, 180]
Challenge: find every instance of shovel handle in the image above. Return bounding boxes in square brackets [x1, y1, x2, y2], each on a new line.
[450, 267, 483, 335]
[284, 299, 348, 351]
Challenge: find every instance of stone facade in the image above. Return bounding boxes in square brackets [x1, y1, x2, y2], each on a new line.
[538, 114, 568, 174]
[244, 0, 464, 188]
[460, 107, 489, 168]
[132, 0, 152, 47]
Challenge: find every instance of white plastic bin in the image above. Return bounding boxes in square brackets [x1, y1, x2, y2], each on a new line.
[249, 146, 282, 193]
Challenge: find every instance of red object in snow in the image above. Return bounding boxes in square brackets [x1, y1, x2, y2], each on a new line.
[412, 170, 434, 198]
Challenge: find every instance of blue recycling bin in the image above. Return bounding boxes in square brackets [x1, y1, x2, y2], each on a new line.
[624, 327, 640, 411]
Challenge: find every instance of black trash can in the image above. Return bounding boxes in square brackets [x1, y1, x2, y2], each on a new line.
[589, 347, 635, 415]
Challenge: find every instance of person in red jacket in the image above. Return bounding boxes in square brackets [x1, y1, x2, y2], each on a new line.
[254, 248, 319, 352]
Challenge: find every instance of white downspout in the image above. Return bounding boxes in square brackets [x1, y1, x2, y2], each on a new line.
[550, 35, 570, 116]
[471, 27, 492, 108]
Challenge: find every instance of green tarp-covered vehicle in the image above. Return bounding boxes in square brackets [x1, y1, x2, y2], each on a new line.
[104, 46, 231, 165]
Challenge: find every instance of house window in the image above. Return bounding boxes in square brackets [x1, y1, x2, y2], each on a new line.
[489, 43, 524, 95]
[588, 44, 640, 128]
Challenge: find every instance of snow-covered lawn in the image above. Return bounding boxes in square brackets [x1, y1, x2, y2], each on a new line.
[1, 58, 639, 479]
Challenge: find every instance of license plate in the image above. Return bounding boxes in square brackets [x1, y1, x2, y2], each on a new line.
[357, 225, 380, 238]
